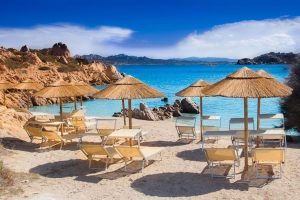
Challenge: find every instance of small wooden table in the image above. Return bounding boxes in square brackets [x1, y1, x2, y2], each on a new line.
[29, 121, 65, 136]
[107, 128, 142, 146]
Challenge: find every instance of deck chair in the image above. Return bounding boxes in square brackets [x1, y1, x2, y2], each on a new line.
[40, 130, 64, 149]
[175, 117, 196, 139]
[204, 148, 239, 178]
[24, 124, 44, 143]
[115, 146, 164, 172]
[252, 148, 285, 179]
[80, 143, 121, 169]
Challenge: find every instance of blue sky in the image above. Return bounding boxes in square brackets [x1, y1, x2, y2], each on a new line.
[1, 0, 300, 58]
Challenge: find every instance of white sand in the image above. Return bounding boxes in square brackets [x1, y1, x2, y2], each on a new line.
[1, 118, 300, 200]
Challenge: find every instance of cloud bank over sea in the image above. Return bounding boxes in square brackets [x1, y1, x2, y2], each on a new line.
[0, 17, 300, 58]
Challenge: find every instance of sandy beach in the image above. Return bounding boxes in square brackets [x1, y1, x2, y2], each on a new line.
[1, 118, 300, 200]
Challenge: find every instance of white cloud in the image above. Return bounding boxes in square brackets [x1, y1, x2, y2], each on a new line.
[0, 24, 133, 56]
[0, 17, 300, 58]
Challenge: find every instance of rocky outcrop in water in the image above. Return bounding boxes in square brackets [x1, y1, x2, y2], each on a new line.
[113, 98, 199, 121]
[0, 43, 123, 108]
[237, 52, 299, 65]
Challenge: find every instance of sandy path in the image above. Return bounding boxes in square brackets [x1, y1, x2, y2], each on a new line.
[1, 118, 300, 200]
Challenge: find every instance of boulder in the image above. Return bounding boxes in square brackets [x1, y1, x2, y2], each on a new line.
[172, 107, 182, 117]
[20, 45, 30, 52]
[181, 98, 199, 113]
[132, 104, 159, 121]
[50, 42, 71, 57]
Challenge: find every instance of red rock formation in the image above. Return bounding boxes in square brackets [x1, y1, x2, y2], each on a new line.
[0, 44, 123, 108]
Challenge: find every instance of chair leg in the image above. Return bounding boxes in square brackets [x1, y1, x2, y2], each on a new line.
[105, 157, 109, 171]
[88, 157, 92, 168]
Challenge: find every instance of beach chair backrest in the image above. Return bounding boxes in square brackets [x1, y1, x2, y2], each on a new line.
[116, 146, 142, 158]
[205, 148, 237, 162]
[71, 117, 86, 131]
[98, 129, 115, 137]
[41, 130, 62, 142]
[80, 144, 108, 156]
[175, 117, 196, 127]
[24, 125, 42, 137]
[176, 126, 195, 134]
[253, 148, 285, 164]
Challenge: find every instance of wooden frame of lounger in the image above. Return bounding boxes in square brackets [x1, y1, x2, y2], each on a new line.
[204, 148, 240, 179]
[40, 130, 65, 149]
[115, 146, 164, 172]
[252, 148, 285, 179]
[80, 143, 121, 169]
[175, 117, 196, 139]
[24, 124, 44, 143]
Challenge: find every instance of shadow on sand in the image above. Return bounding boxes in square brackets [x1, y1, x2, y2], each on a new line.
[29, 159, 155, 183]
[131, 172, 248, 197]
[141, 139, 194, 147]
[0, 137, 82, 152]
[0, 137, 39, 152]
[176, 148, 207, 161]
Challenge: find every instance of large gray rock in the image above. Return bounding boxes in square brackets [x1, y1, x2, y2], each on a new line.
[132, 103, 159, 121]
[181, 98, 199, 113]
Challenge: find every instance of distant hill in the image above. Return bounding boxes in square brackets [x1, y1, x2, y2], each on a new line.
[237, 52, 300, 65]
[76, 54, 236, 65]
[175, 57, 237, 62]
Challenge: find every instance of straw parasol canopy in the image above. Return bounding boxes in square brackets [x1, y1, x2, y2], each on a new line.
[256, 69, 292, 130]
[14, 79, 43, 91]
[203, 67, 291, 98]
[203, 67, 292, 171]
[176, 80, 211, 140]
[94, 75, 164, 128]
[0, 80, 14, 106]
[34, 80, 88, 120]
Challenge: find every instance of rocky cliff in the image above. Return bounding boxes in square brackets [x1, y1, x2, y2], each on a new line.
[0, 43, 123, 108]
[237, 52, 300, 65]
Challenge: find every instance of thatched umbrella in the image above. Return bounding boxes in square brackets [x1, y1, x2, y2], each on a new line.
[203, 67, 292, 171]
[71, 81, 98, 110]
[93, 75, 164, 129]
[176, 80, 210, 141]
[14, 79, 43, 91]
[0, 80, 14, 106]
[34, 80, 87, 121]
[256, 70, 292, 130]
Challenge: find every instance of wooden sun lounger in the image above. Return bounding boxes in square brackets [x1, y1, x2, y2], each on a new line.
[40, 130, 65, 149]
[175, 117, 196, 139]
[24, 124, 44, 143]
[115, 146, 164, 172]
[204, 148, 240, 178]
[252, 148, 285, 179]
[80, 143, 121, 169]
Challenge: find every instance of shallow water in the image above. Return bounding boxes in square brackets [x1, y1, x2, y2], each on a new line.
[30, 64, 290, 129]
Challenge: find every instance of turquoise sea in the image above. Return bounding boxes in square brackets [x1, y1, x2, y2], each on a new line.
[30, 64, 290, 129]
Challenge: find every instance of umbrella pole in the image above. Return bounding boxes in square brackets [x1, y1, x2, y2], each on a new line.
[59, 97, 63, 122]
[128, 99, 132, 129]
[200, 96, 203, 141]
[257, 98, 261, 130]
[80, 96, 83, 109]
[74, 97, 77, 110]
[122, 99, 127, 126]
[244, 97, 249, 171]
